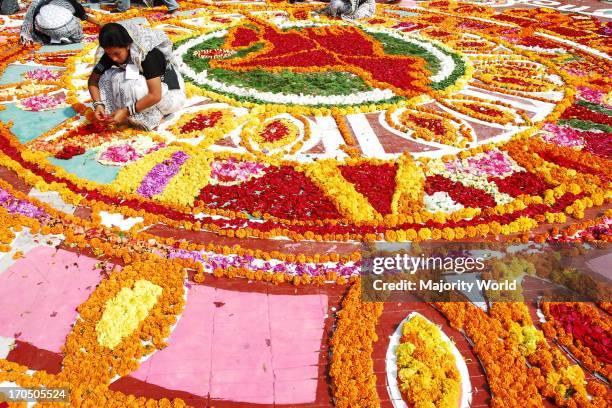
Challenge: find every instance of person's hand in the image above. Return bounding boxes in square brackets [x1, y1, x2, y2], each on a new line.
[110, 108, 129, 125]
[94, 105, 106, 122]
[20, 36, 33, 46]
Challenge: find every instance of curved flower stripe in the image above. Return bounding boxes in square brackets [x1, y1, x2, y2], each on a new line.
[399, 107, 473, 147]
[329, 283, 382, 408]
[0, 187, 48, 220]
[96, 280, 163, 350]
[0, 82, 60, 102]
[168, 247, 360, 279]
[577, 87, 612, 109]
[0, 181, 45, 252]
[396, 314, 461, 408]
[434, 302, 596, 407]
[137, 151, 190, 199]
[439, 96, 526, 126]
[474, 72, 557, 93]
[113, 146, 182, 194]
[299, 160, 381, 223]
[156, 147, 214, 207]
[391, 153, 424, 215]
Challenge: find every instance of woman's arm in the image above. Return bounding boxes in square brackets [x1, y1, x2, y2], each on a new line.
[88, 72, 106, 121]
[111, 76, 162, 125]
[88, 72, 102, 100]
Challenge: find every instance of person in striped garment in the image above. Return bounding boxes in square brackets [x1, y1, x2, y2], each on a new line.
[20, 0, 101, 45]
[0, 0, 19, 16]
[314, 0, 376, 20]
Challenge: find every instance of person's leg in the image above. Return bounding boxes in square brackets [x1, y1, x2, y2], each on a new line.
[156, 74, 185, 116]
[157, 90, 185, 116]
[0, 0, 20, 15]
[57, 18, 84, 44]
[124, 76, 164, 130]
[98, 69, 123, 115]
[347, 0, 375, 19]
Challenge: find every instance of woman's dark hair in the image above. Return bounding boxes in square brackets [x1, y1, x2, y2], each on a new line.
[99, 23, 133, 48]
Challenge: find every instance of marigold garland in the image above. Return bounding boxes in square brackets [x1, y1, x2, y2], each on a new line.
[329, 282, 383, 408]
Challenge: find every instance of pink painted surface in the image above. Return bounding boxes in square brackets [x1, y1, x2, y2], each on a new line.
[0, 247, 103, 353]
[130, 286, 327, 404]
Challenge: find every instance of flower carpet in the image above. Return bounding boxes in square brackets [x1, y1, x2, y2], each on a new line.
[0, 0, 610, 407]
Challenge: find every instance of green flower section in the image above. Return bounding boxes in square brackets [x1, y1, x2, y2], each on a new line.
[182, 36, 371, 97]
[180, 28, 465, 104]
[367, 32, 466, 90]
[576, 100, 612, 116]
[559, 119, 612, 133]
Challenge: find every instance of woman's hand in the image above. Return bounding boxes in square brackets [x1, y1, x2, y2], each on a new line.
[20, 36, 33, 46]
[94, 105, 106, 122]
[110, 108, 129, 125]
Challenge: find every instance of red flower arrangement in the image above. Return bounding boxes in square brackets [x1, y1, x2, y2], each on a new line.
[538, 150, 609, 182]
[339, 163, 397, 215]
[581, 131, 612, 160]
[260, 120, 290, 143]
[198, 166, 341, 220]
[547, 303, 611, 364]
[425, 174, 496, 208]
[228, 26, 262, 48]
[489, 171, 551, 197]
[179, 111, 224, 133]
[214, 21, 430, 97]
[561, 104, 612, 127]
[54, 145, 85, 160]
[542, 302, 612, 381]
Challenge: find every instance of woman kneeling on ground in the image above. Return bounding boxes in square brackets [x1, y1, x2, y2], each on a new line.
[21, 0, 101, 45]
[88, 22, 185, 130]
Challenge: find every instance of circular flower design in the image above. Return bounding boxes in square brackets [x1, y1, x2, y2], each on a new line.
[242, 116, 303, 154]
[0, 1, 608, 244]
[177, 19, 468, 111]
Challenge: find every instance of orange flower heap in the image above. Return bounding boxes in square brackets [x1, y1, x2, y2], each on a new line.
[396, 314, 461, 407]
[329, 282, 383, 408]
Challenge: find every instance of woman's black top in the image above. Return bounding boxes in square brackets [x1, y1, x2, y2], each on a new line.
[93, 48, 180, 89]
